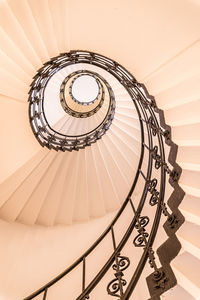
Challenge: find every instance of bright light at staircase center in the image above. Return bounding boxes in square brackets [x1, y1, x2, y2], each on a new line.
[71, 74, 99, 104]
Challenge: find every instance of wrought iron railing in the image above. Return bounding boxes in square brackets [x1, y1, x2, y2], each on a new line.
[29, 56, 115, 151]
[25, 50, 184, 300]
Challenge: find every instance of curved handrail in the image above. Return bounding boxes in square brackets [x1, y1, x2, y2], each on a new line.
[24, 145, 144, 299]
[25, 50, 184, 300]
[29, 58, 116, 151]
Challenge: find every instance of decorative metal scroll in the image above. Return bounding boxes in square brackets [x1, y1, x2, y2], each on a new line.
[25, 50, 184, 300]
[107, 254, 130, 299]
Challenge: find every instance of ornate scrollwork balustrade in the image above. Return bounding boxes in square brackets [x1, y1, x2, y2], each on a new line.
[25, 50, 184, 300]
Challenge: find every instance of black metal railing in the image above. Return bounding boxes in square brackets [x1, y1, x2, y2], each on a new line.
[25, 50, 184, 300]
[29, 57, 116, 151]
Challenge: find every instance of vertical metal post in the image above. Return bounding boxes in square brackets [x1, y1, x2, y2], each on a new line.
[43, 288, 48, 300]
[82, 257, 86, 292]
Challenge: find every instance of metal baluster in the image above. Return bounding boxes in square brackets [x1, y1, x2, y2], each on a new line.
[129, 197, 136, 215]
[109, 227, 124, 298]
[82, 257, 86, 292]
[111, 227, 117, 251]
[82, 257, 89, 299]
[139, 170, 146, 180]
[107, 227, 130, 299]
[43, 288, 48, 300]
[143, 143, 150, 151]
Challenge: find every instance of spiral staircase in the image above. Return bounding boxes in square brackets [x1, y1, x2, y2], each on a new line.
[0, 0, 200, 299]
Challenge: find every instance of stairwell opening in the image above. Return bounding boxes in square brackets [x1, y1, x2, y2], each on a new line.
[71, 74, 100, 104]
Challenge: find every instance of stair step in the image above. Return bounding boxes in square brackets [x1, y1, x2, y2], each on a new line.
[177, 221, 200, 259]
[164, 98, 200, 127]
[179, 162, 200, 172]
[172, 123, 200, 142]
[92, 142, 120, 212]
[36, 152, 72, 226]
[8, 0, 49, 63]
[17, 153, 64, 225]
[0, 95, 42, 183]
[180, 183, 200, 198]
[0, 151, 56, 222]
[55, 151, 79, 225]
[0, 149, 48, 207]
[27, 0, 59, 57]
[179, 194, 200, 226]
[0, 24, 34, 76]
[103, 134, 136, 186]
[144, 41, 200, 96]
[172, 251, 200, 299]
[154, 74, 200, 111]
[72, 149, 90, 222]
[48, 0, 67, 53]
[114, 113, 140, 130]
[174, 140, 200, 147]
[0, 1, 41, 69]
[111, 122, 141, 144]
[180, 169, 200, 190]
[115, 106, 138, 117]
[0, 68, 28, 100]
[98, 137, 130, 204]
[177, 146, 200, 165]
[161, 285, 195, 300]
[0, 48, 30, 85]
